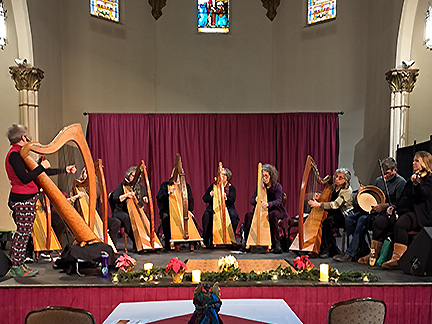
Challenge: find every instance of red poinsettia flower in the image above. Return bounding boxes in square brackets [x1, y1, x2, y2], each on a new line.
[115, 253, 136, 269]
[293, 255, 314, 271]
[165, 257, 187, 274]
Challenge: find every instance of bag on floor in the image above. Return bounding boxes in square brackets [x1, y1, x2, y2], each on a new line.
[376, 239, 393, 266]
[54, 242, 115, 275]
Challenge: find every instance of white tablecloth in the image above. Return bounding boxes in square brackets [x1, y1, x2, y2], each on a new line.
[103, 299, 303, 324]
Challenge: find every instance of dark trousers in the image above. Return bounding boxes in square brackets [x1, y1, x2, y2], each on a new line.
[372, 214, 396, 242]
[160, 212, 171, 248]
[107, 217, 121, 247]
[113, 210, 135, 247]
[320, 209, 345, 256]
[393, 212, 419, 245]
[202, 209, 239, 246]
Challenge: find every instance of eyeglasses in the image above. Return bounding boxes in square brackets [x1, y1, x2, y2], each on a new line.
[383, 170, 393, 176]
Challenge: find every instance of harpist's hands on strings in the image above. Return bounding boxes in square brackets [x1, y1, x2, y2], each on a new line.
[66, 164, 77, 174]
[313, 192, 321, 200]
[308, 199, 321, 208]
[168, 186, 176, 195]
[143, 196, 149, 203]
[261, 201, 269, 208]
[41, 159, 51, 169]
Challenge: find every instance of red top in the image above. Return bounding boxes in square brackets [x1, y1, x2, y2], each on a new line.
[5, 144, 39, 195]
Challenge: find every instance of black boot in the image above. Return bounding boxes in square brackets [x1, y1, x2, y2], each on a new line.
[269, 244, 282, 254]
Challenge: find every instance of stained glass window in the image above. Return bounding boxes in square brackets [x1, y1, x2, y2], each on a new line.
[198, 0, 229, 34]
[307, 0, 336, 25]
[90, 0, 119, 23]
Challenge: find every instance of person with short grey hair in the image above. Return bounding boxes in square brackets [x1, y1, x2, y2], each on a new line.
[308, 168, 353, 258]
[5, 124, 78, 276]
[202, 167, 239, 247]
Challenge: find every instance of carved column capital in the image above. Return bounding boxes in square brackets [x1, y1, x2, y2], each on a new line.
[261, 0, 281, 21]
[148, 0, 167, 20]
[385, 68, 419, 93]
[9, 66, 45, 91]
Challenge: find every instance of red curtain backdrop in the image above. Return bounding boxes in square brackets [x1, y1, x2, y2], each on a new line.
[86, 113, 339, 232]
[276, 113, 340, 223]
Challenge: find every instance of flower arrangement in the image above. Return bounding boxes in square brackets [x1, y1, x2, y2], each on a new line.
[218, 255, 239, 273]
[293, 255, 315, 271]
[115, 253, 136, 273]
[165, 257, 187, 275]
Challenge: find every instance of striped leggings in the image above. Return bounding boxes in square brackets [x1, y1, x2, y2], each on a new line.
[9, 196, 37, 267]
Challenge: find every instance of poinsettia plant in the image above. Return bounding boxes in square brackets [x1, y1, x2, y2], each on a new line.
[115, 253, 136, 273]
[218, 255, 239, 273]
[165, 257, 187, 275]
[293, 255, 314, 271]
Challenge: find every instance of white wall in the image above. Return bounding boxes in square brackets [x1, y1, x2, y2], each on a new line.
[409, 0, 432, 144]
[5, 0, 429, 230]
[0, 0, 21, 230]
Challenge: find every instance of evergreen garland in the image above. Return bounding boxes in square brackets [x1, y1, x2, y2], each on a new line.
[114, 265, 379, 283]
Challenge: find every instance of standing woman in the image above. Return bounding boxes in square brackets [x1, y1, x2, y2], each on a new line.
[308, 168, 352, 258]
[5, 125, 51, 277]
[202, 167, 239, 247]
[380, 151, 432, 269]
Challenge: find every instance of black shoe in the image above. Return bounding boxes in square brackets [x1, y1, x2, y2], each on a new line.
[269, 245, 283, 254]
[319, 252, 329, 258]
[272, 247, 283, 254]
[333, 253, 353, 262]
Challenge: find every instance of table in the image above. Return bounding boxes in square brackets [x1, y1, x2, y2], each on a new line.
[103, 299, 303, 324]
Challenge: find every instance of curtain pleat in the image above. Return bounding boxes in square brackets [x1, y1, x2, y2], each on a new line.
[86, 112, 339, 232]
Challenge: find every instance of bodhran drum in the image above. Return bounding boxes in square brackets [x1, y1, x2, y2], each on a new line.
[356, 185, 386, 213]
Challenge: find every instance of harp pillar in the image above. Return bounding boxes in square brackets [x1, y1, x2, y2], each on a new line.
[385, 68, 419, 158]
[9, 65, 45, 142]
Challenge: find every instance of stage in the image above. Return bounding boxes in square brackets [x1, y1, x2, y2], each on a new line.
[1, 244, 432, 324]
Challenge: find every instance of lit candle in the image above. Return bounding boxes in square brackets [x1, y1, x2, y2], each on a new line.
[112, 274, 119, 284]
[143, 263, 153, 272]
[320, 263, 329, 282]
[192, 270, 201, 283]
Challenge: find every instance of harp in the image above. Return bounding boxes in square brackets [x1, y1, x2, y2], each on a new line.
[73, 159, 118, 252]
[20, 123, 100, 245]
[246, 162, 271, 249]
[290, 155, 332, 254]
[122, 160, 162, 251]
[168, 154, 202, 247]
[32, 193, 62, 257]
[212, 162, 236, 245]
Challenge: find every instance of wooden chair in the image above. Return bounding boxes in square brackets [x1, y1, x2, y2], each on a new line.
[328, 297, 386, 324]
[25, 306, 96, 324]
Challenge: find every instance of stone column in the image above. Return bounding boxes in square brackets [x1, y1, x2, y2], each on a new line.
[385, 68, 419, 158]
[9, 66, 44, 142]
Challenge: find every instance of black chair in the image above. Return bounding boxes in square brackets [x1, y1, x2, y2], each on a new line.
[25, 306, 96, 324]
[328, 297, 386, 324]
